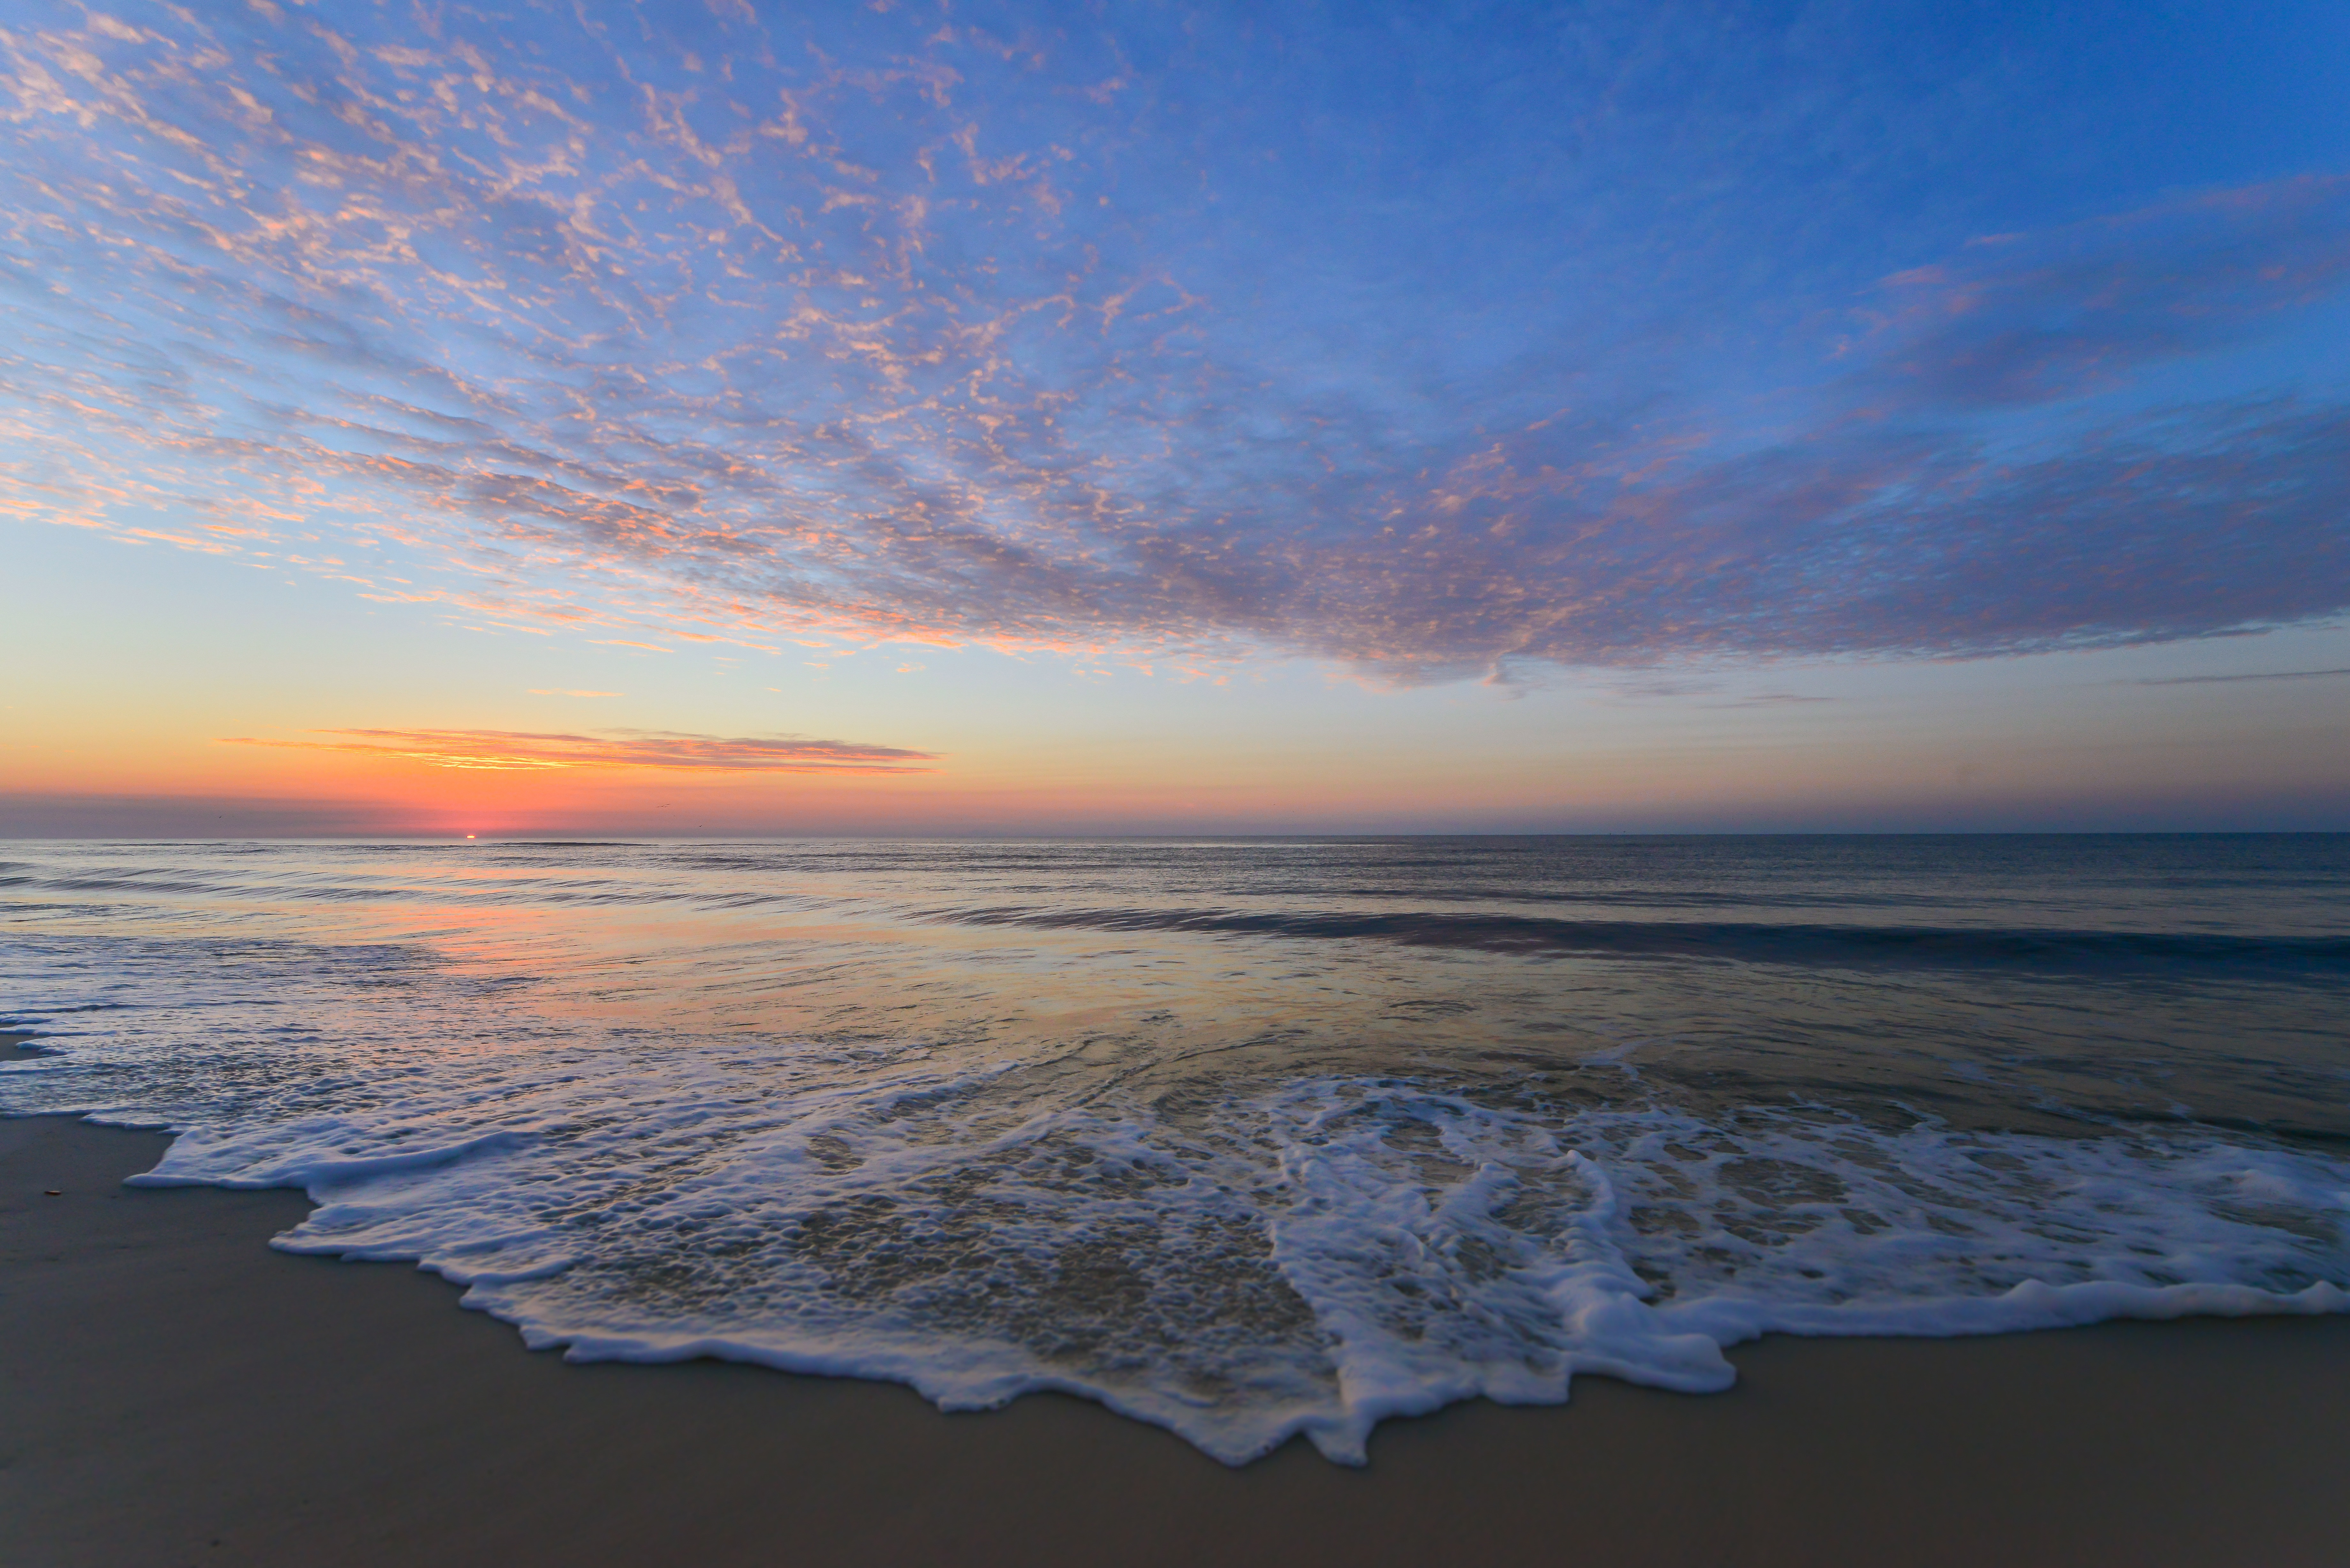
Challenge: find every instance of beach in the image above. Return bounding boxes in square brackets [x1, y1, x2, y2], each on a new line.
[7, 1080, 2346, 1566]
[10, 0, 2348, 1554]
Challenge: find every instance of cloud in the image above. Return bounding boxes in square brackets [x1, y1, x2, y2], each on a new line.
[0, 793, 415, 839]
[2134, 668, 2350, 686]
[4, 6, 2347, 684]
[220, 729, 939, 773]
[1857, 180, 2350, 412]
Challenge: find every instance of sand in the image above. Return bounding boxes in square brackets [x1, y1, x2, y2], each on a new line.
[5, 1033, 2348, 1567]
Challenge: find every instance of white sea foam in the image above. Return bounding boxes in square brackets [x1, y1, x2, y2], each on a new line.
[12, 1030, 2340, 1463]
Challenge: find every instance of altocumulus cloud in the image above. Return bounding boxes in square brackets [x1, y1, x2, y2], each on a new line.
[220, 730, 939, 774]
[4, 3, 2347, 682]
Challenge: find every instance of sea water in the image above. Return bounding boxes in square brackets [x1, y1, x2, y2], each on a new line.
[3, 835, 2346, 1463]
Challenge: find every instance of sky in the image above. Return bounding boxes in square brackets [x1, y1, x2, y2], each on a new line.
[3, 0, 2347, 836]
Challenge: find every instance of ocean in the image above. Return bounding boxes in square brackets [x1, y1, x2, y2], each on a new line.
[4, 835, 2346, 1464]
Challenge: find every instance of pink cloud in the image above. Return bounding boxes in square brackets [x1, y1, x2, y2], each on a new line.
[219, 729, 940, 773]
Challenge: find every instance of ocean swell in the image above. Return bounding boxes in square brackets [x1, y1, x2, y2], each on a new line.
[925, 905, 2350, 974]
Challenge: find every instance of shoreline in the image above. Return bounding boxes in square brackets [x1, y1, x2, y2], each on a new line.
[5, 1051, 2349, 1563]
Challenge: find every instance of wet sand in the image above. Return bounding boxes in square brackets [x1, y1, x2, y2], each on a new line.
[5, 1040, 2347, 1566]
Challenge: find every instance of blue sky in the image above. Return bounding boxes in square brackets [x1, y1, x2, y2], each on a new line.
[4, 1, 2346, 833]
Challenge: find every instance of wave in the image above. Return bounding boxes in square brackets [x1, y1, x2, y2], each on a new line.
[922, 905, 2350, 974]
[10, 1034, 2343, 1466]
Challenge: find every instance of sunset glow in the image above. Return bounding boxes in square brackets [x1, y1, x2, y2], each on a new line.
[7, 7, 2350, 1527]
